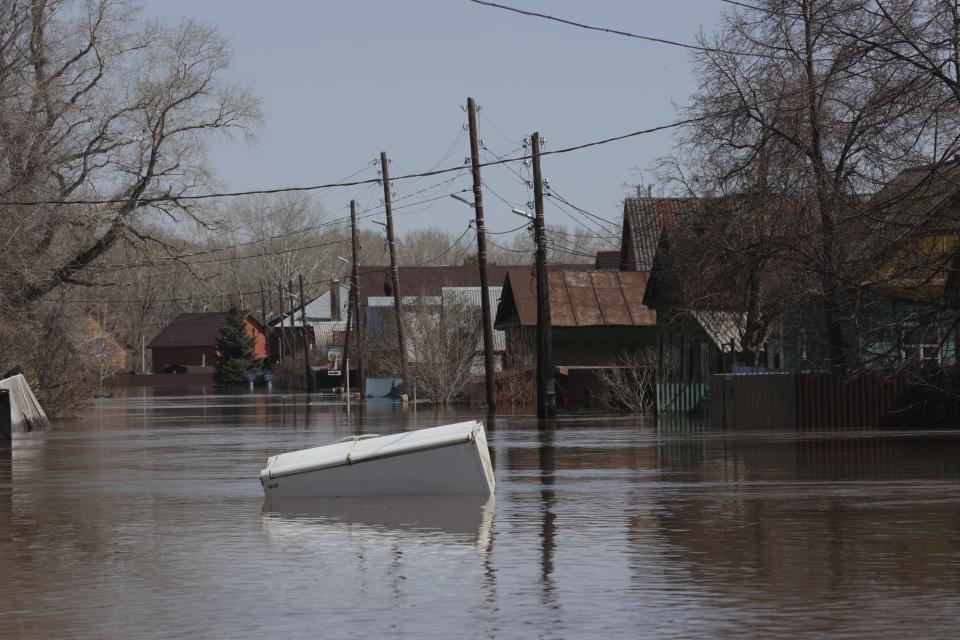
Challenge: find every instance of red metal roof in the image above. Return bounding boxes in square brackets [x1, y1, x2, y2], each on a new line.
[147, 312, 263, 349]
[495, 270, 656, 328]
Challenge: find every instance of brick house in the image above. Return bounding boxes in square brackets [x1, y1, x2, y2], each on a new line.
[147, 312, 267, 374]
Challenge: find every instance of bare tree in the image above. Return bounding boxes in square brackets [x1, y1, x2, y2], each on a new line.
[666, 0, 945, 372]
[77, 305, 130, 396]
[371, 298, 482, 403]
[495, 328, 535, 407]
[0, 0, 261, 308]
[0, 301, 93, 416]
[398, 228, 456, 265]
[597, 348, 658, 414]
[0, 1, 260, 409]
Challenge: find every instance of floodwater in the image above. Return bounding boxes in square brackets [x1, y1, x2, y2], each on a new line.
[1, 392, 959, 639]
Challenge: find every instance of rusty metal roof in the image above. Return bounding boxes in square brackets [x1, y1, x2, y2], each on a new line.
[495, 270, 656, 328]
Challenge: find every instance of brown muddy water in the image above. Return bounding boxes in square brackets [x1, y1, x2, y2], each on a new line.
[1, 391, 959, 639]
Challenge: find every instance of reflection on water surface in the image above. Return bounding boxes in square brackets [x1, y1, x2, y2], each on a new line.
[0, 390, 958, 639]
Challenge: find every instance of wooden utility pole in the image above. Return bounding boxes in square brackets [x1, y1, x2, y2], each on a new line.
[467, 97, 497, 412]
[298, 275, 312, 392]
[531, 132, 556, 418]
[258, 277, 268, 360]
[380, 151, 410, 391]
[287, 280, 297, 373]
[350, 199, 365, 398]
[276, 281, 285, 363]
[258, 278, 267, 325]
[341, 277, 353, 396]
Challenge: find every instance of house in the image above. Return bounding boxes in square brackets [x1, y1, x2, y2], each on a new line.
[495, 269, 657, 364]
[618, 196, 753, 414]
[356, 265, 512, 381]
[622, 158, 960, 417]
[356, 264, 598, 376]
[147, 312, 267, 374]
[851, 160, 960, 368]
[494, 268, 657, 405]
[268, 281, 351, 361]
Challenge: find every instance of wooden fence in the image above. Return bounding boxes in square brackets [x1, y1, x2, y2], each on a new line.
[710, 372, 960, 429]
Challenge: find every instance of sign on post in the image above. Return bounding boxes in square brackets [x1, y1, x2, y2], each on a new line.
[327, 345, 343, 377]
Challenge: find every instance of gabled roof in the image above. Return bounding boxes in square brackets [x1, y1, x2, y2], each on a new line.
[269, 283, 350, 327]
[147, 312, 262, 349]
[690, 310, 746, 351]
[619, 197, 699, 271]
[869, 159, 960, 233]
[494, 270, 656, 328]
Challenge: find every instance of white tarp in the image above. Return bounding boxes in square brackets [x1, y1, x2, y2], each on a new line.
[0, 374, 51, 437]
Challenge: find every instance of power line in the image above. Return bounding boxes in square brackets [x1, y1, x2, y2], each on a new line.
[718, 0, 769, 12]
[410, 225, 475, 265]
[0, 118, 698, 207]
[79, 180, 472, 272]
[548, 188, 621, 229]
[545, 243, 592, 258]
[486, 222, 530, 235]
[88, 236, 347, 274]
[547, 199, 618, 240]
[478, 106, 521, 147]
[60, 276, 338, 305]
[486, 235, 530, 254]
[481, 180, 523, 210]
[545, 221, 618, 242]
[466, 0, 792, 60]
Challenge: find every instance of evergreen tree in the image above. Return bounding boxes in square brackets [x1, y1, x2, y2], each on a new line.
[214, 305, 256, 388]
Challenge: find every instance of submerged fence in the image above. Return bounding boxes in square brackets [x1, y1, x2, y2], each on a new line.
[710, 372, 960, 429]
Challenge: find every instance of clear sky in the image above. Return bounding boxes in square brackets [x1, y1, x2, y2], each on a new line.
[141, 1, 726, 239]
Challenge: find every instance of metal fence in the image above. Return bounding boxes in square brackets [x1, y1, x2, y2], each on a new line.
[710, 372, 960, 429]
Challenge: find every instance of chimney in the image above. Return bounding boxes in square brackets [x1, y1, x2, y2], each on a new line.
[330, 280, 341, 321]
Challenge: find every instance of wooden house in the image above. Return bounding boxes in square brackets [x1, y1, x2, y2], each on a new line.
[147, 312, 267, 374]
[494, 269, 657, 405]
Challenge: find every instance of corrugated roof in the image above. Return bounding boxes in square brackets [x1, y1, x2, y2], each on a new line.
[690, 310, 746, 351]
[147, 312, 263, 349]
[495, 270, 656, 328]
[620, 198, 698, 272]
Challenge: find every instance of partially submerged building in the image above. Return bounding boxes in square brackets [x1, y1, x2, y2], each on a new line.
[267, 281, 351, 362]
[147, 312, 267, 374]
[494, 269, 657, 405]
